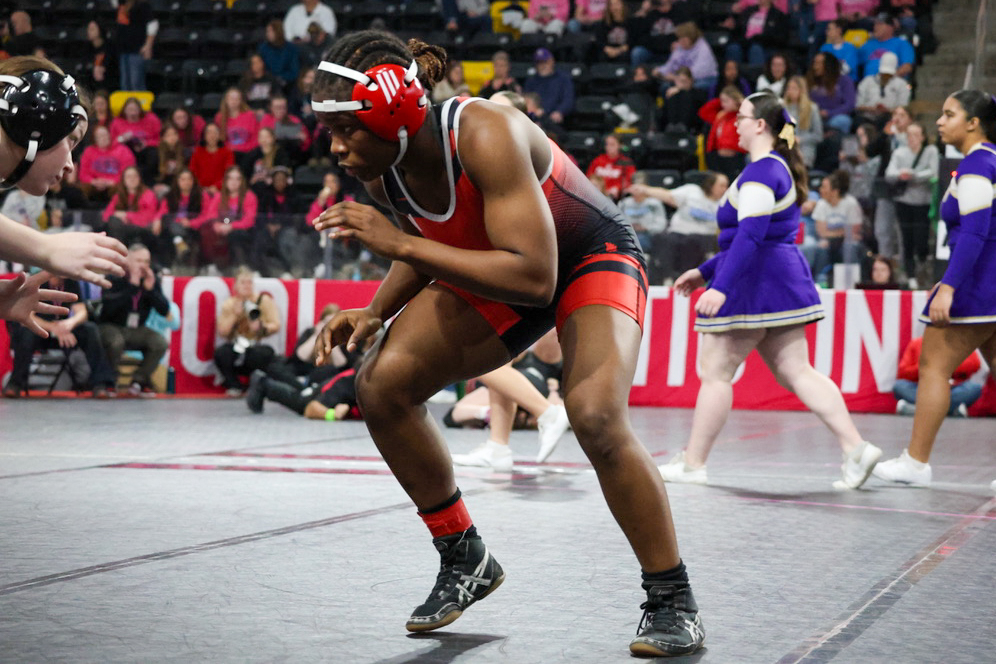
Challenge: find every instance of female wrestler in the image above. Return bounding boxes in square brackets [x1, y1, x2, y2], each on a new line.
[310, 31, 703, 658]
[874, 90, 996, 487]
[658, 91, 880, 490]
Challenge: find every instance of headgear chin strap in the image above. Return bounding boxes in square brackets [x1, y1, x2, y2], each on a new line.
[0, 69, 86, 189]
[314, 60, 428, 167]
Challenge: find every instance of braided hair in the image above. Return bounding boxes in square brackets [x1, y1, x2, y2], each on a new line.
[314, 30, 448, 100]
[746, 90, 809, 205]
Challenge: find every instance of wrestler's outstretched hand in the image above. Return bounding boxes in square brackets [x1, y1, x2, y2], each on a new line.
[312, 201, 409, 259]
[315, 306, 383, 361]
[0, 271, 78, 338]
[40, 232, 128, 288]
[673, 268, 704, 296]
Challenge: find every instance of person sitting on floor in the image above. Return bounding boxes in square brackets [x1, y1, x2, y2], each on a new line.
[894, 336, 982, 418]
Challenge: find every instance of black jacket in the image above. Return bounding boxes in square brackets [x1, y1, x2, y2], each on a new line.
[98, 274, 170, 328]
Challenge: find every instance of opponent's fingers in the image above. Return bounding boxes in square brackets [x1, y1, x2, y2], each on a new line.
[90, 253, 127, 276]
[95, 233, 129, 258]
[34, 302, 71, 316]
[25, 270, 51, 288]
[37, 288, 78, 304]
[25, 314, 49, 338]
[78, 269, 112, 289]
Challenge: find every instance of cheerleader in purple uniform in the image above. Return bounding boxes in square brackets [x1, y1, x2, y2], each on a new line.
[659, 90, 881, 490]
[874, 90, 996, 489]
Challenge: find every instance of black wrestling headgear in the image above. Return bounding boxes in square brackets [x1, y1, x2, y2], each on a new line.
[0, 69, 86, 189]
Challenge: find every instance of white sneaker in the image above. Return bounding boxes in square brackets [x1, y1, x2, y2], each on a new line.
[536, 404, 570, 463]
[990, 479, 996, 494]
[657, 451, 708, 485]
[895, 399, 915, 416]
[833, 441, 883, 490]
[872, 449, 932, 487]
[452, 440, 513, 471]
[953, 403, 969, 418]
[428, 388, 457, 404]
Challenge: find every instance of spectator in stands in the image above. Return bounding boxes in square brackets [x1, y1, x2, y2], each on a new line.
[652, 22, 717, 92]
[884, 104, 912, 149]
[289, 67, 316, 123]
[660, 67, 705, 132]
[629, 170, 728, 284]
[708, 59, 752, 100]
[569, 0, 609, 33]
[592, 0, 636, 64]
[1, 188, 46, 231]
[5, 11, 39, 57]
[523, 48, 574, 126]
[283, 0, 337, 43]
[259, 19, 299, 89]
[810, 170, 863, 281]
[169, 107, 205, 157]
[631, 0, 692, 66]
[4, 274, 117, 399]
[893, 336, 982, 417]
[97, 243, 170, 396]
[859, 13, 914, 79]
[885, 121, 937, 287]
[88, 92, 113, 135]
[110, 96, 161, 175]
[201, 166, 257, 272]
[619, 64, 658, 133]
[114, 0, 157, 91]
[214, 266, 281, 396]
[307, 172, 353, 271]
[618, 172, 667, 255]
[83, 20, 116, 91]
[153, 124, 186, 197]
[79, 125, 137, 204]
[520, 0, 569, 36]
[854, 52, 910, 128]
[253, 166, 302, 278]
[239, 55, 281, 114]
[819, 19, 860, 82]
[189, 122, 235, 195]
[755, 52, 791, 97]
[299, 21, 333, 69]
[46, 170, 89, 220]
[216, 87, 260, 155]
[855, 254, 901, 289]
[838, 0, 878, 28]
[807, 52, 856, 134]
[242, 127, 291, 193]
[782, 76, 823, 167]
[698, 85, 747, 181]
[441, 0, 492, 37]
[102, 166, 162, 261]
[159, 169, 213, 269]
[431, 60, 472, 104]
[585, 133, 636, 201]
[478, 51, 521, 99]
[721, 0, 789, 67]
[261, 95, 311, 164]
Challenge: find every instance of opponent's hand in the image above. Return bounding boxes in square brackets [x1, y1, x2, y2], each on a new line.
[673, 268, 705, 296]
[695, 288, 727, 318]
[0, 272, 78, 338]
[928, 282, 954, 326]
[39, 232, 127, 289]
[312, 201, 409, 259]
[315, 307, 382, 361]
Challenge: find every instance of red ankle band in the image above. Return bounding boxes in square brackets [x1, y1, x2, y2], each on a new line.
[419, 498, 473, 538]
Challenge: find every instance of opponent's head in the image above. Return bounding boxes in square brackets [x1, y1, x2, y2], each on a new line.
[313, 31, 446, 177]
[0, 56, 88, 194]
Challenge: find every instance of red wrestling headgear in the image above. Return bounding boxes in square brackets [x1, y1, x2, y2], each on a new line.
[314, 60, 428, 166]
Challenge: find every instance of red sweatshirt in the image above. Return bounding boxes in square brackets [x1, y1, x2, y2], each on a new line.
[215, 110, 259, 153]
[204, 189, 258, 230]
[110, 114, 163, 149]
[698, 98, 746, 153]
[586, 153, 636, 200]
[897, 337, 981, 383]
[189, 146, 236, 190]
[78, 143, 137, 184]
[102, 189, 160, 227]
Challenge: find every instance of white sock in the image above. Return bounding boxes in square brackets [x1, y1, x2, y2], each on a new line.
[486, 439, 509, 450]
[848, 441, 868, 461]
[537, 405, 556, 426]
[904, 450, 928, 469]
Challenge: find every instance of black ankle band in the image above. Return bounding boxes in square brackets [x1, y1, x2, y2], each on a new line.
[422, 489, 462, 515]
[642, 561, 688, 589]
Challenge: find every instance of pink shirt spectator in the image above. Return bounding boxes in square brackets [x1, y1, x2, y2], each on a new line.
[529, 0, 570, 22]
[158, 191, 216, 230]
[734, 0, 788, 13]
[745, 9, 768, 39]
[813, 0, 840, 21]
[204, 189, 258, 230]
[838, 0, 876, 16]
[574, 0, 607, 22]
[260, 113, 312, 152]
[102, 189, 160, 227]
[214, 111, 260, 153]
[78, 143, 137, 184]
[109, 114, 163, 149]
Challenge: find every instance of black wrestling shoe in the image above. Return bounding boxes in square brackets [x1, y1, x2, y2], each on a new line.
[629, 583, 705, 657]
[405, 530, 505, 632]
[246, 370, 267, 414]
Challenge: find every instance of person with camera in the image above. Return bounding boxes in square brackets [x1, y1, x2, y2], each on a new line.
[214, 266, 281, 396]
[96, 243, 171, 397]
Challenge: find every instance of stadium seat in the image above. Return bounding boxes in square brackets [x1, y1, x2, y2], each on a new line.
[641, 169, 682, 189]
[567, 94, 617, 132]
[110, 90, 155, 116]
[588, 62, 631, 96]
[644, 131, 698, 171]
[683, 169, 710, 188]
